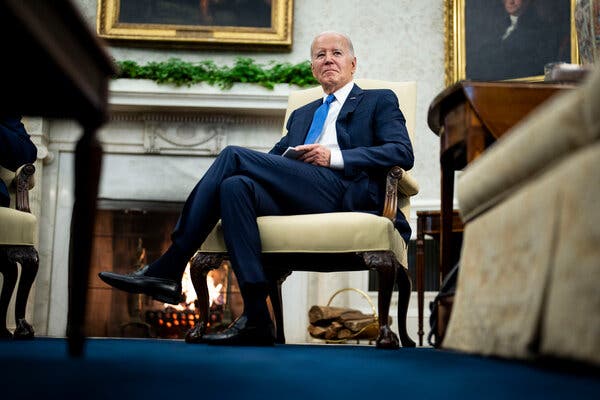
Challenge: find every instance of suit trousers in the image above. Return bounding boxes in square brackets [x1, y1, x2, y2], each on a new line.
[169, 145, 351, 287]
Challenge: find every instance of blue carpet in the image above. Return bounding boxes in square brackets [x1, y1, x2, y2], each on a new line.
[0, 338, 598, 399]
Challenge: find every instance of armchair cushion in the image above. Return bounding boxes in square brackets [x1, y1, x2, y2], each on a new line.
[0, 207, 36, 245]
[0, 165, 37, 245]
[199, 212, 407, 267]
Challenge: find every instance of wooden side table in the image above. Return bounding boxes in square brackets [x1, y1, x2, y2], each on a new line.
[416, 210, 464, 346]
[427, 81, 571, 281]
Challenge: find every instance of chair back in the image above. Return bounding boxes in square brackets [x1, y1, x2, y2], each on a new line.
[282, 79, 418, 239]
[282, 79, 417, 144]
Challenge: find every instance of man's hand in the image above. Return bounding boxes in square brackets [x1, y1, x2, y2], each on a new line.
[295, 144, 331, 167]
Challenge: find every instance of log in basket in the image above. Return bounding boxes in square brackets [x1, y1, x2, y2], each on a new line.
[307, 288, 381, 344]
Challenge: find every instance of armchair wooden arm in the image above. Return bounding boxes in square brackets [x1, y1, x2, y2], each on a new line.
[383, 166, 419, 221]
[13, 163, 35, 213]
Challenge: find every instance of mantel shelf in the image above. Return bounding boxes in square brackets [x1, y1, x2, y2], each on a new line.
[109, 79, 298, 115]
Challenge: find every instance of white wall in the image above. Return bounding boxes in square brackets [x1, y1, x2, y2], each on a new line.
[74, 0, 447, 213]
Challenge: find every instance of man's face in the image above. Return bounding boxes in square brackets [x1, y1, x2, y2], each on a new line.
[503, 0, 525, 16]
[310, 33, 356, 94]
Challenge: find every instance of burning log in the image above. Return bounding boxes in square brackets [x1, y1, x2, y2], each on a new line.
[145, 308, 201, 339]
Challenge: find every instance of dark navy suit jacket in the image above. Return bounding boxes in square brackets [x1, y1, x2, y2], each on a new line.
[0, 116, 37, 207]
[269, 84, 414, 242]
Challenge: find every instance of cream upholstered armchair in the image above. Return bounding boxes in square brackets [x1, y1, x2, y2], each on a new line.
[188, 79, 419, 349]
[443, 66, 600, 365]
[0, 163, 38, 339]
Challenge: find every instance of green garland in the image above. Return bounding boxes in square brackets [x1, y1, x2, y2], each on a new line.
[114, 57, 318, 90]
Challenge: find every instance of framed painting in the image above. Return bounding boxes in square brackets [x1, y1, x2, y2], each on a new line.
[444, 0, 579, 85]
[97, 0, 293, 50]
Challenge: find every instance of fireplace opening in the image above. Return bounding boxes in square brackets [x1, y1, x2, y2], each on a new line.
[86, 203, 243, 339]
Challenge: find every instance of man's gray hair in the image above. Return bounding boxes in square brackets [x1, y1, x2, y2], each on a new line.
[310, 31, 355, 57]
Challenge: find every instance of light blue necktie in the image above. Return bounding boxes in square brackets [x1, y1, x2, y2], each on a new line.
[304, 94, 336, 144]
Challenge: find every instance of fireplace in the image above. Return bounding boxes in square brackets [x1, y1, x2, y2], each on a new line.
[85, 205, 242, 339]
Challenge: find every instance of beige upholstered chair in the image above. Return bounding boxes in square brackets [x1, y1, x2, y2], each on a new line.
[0, 163, 38, 339]
[188, 79, 419, 349]
[443, 67, 600, 365]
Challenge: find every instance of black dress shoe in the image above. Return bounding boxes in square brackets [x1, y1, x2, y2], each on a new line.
[98, 265, 183, 305]
[203, 315, 275, 346]
[185, 321, 207, 344]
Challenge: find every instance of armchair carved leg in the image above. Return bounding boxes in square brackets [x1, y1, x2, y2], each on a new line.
[265, 267, 292, 344]
[363, 251, 400, 349]
[185, 253, 225, 343]
[0, 246, 38, 340]
[396, 266, 416, 348]
[8, 246, 39, 339]
[0, 249, 18, 339]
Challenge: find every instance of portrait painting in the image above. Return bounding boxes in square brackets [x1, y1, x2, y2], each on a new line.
[445, 0, 578, 85]
[97, 0, 293, 49]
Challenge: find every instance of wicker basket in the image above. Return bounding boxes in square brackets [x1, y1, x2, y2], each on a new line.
[308, 287, 379, 344]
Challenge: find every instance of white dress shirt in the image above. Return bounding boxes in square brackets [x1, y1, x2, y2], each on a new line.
[315, 80, 355, 169]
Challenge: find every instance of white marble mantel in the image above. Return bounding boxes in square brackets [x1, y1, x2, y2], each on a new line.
[109, 79, 293, 115]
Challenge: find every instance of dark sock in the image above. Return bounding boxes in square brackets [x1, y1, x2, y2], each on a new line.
[241, 283, 271, 325]
[145, 244, 192, 281]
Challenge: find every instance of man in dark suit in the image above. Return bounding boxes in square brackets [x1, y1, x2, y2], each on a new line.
[0, 116, 37, 207]
[99, 31, 414, 345]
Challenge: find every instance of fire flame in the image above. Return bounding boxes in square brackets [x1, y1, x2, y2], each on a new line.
[163, 262, 225, 310]
[207, 274, 223, 307]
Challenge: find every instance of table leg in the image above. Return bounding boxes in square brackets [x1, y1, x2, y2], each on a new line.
[67, 128, 102, 357]
[416, 215, 425, 346]
[440, 164, 455, 281]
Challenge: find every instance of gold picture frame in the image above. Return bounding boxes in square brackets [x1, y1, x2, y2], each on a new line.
[444, 0, 579, 86]
[97, 0, 293, 50]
